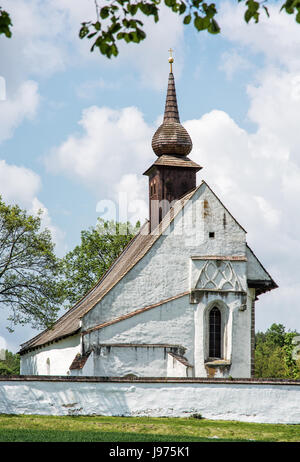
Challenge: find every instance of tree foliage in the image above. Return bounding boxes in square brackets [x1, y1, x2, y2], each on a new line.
[255, 323, 300, 379]
[0, 7, 12, 38]
[0, 197, 64, 331]
[0, 350, 20, 375]
[79, 0, 300, 58]
[2, 2, 300, 58]
[60, 218, 139, 308]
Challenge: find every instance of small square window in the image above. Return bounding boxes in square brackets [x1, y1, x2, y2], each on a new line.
[209, 232, 215, 238]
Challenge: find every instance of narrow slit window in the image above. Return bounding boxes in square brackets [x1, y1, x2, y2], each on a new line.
[209, 232, 215, 238]
[209, 307, 221, 358]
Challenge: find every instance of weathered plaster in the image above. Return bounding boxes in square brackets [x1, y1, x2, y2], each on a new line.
[71, 345, 190, 378]
[0, 379, 299, 424]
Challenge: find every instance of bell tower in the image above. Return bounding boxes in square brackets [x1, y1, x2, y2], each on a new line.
[144, 51, 202, 232]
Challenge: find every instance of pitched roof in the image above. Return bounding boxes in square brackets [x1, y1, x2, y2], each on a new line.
[246, 244, 278, 295]
[19, 186, 199, 354]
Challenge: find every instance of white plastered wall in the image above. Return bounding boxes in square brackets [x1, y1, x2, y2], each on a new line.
[82, 183, 254, 378]
[80, 184, 263, 378]
[1, 379, 299, 424]
[82, 183, 247, 333]
[20, 335, 81, 376]
[71, 347, 191, 378]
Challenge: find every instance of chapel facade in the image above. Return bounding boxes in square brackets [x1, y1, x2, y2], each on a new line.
[19, 58, 277, 379]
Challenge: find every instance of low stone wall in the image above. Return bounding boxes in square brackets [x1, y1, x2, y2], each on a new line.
[0, 376, 300, 424]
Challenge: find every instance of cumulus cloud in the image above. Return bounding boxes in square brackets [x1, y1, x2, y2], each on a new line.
[0, 0, 96, 86]
[0, 80, 40, 143]
[0, 160, 65, 254]
[47, 105, 153, 218]
[219, 1, 300, 72]
[0, 160, 41, 206]
[1, 0, 183, 91]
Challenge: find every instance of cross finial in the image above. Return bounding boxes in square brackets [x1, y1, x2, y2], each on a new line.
[168, 48, 174, 73]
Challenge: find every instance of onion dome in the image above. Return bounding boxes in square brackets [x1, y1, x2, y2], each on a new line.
[152, 63, 193, 157]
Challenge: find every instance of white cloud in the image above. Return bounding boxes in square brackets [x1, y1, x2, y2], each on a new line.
[219, 50, 252, 80]
[0, 80, 40, 143]
[113, 173, 148, 225]
[0, 160, 41, 207]
[0, 336, 7, 351]
[219, 2, 300, 72]
[1, 0, 183, 91]
[0, 160, 65, 254]
[47, 105, 153, 195]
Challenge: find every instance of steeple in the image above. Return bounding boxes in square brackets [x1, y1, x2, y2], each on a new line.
[163, 71, 180, 123]
[151, 53, 193, 157]
[144, 52, 201, 232]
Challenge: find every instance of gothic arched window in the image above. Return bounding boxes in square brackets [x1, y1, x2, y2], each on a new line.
[209, 307, 221, 358]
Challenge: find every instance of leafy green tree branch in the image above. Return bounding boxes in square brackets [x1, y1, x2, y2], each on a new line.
[0, 6, 12, 37]
[78, 0, 300, 58]
[2, 2, 300, 59]
[0, 197, 64, 331]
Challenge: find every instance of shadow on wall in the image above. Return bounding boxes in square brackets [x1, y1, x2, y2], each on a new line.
[0, 379, 132, 416]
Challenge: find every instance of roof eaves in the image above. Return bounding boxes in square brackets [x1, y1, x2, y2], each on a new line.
[246, 244, 278, 292]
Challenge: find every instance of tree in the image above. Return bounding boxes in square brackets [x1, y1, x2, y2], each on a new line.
[60, 218, 139, 308]
[2, 2, 300, 58]
[0, 6, 12, 38]
[0, 350, 20, 375]
[255, 323, 300, 379]
[0, 197, 64, 331]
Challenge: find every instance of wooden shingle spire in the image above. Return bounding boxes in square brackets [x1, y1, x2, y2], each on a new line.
[151, 54, 193, 157]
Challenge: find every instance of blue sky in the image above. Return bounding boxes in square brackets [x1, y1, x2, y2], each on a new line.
[0, 0, 300, 353]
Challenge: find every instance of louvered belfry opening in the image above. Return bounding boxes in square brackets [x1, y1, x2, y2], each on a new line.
[209, 307, 221, 359]
[144, 63, 202, 232]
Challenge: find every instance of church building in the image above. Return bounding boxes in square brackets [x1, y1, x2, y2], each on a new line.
[20, 57, 277, 379]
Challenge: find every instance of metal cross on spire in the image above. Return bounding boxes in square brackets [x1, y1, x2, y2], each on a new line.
[168, 48, 174, 73]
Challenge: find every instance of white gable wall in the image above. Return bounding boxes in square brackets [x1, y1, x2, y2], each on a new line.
[82, 184, 247, 331]
[80, 183, 254, 378]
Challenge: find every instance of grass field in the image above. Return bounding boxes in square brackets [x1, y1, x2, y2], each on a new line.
[0, 414, 299, 442]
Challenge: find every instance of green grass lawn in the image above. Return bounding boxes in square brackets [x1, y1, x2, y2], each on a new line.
[0, 414, 299, 442]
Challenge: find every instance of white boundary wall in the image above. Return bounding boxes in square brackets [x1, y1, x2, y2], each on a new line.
[0, 378, 300, 424]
